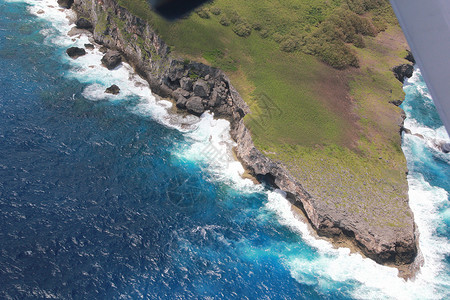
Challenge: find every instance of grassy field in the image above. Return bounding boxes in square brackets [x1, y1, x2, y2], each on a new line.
[117, 0, 412, 225]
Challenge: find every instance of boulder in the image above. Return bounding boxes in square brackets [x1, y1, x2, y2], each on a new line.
[105, 84, 120, 95]
[389, 100, 403, 107]
[180, 77, 193, 91]
[75, 18, 93, 30]
[193, 79, 210, 97]
[57, 0, 73, 9]
[442, 143, 450, 153]
[66, 47, 86, 59]
[84, 43, 94, 50]
[175, 96, 188, 109]
[393, 64, 414, 83]
[185, 96, 205, 115]
[208, 87, 226, 107]
[99, 46, 108, 54]
[101, 50, 122, 70]
[173, 88, 190, 99]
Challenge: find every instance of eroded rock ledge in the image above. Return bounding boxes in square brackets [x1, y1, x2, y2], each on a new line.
[71, 0, 419, 270]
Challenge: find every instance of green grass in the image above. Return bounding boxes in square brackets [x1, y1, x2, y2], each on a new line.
[114, 0, 413, 228]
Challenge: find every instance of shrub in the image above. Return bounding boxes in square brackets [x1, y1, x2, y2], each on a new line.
[345, 0, 389, 15]
[280, 38, 298, 52]
[229, 12, 241, 24]
[196, 9, 210, 19]
[210, 7, 221, 15]
[259, 29, 269, 39]
[306, 6, 325, 25]
[352, 34, 365, 48]
[219, 16, 230, 26]
[252, 23, 262, 31]
[315, 42, 359, 69]
[232, 22, 252, 37]
[273, 33, 285, 43]
[372, 16, 388, 32]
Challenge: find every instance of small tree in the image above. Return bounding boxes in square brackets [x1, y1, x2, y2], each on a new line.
[232, 22, 252, 37]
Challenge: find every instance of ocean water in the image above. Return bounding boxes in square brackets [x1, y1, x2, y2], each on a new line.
[0, 1, 449, 299]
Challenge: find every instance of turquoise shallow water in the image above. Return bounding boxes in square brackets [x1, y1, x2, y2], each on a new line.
[0, 1, 449, 299]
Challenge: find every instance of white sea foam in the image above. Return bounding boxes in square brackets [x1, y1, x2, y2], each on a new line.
[263, 69, 450, 299]
[19, 0, 260, 193]
[14, 1, 450, 299]
[265, 173, 450, 300]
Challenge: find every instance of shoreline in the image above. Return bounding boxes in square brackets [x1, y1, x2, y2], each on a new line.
[68, 0, 419, 277]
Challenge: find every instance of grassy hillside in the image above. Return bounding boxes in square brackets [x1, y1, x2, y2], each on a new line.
[117, 0, 412, 224]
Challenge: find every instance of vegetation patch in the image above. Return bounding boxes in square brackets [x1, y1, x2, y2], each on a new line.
[116, 0, 411, 226]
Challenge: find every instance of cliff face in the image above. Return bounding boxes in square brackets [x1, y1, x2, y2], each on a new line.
[72, 0, 418, 268]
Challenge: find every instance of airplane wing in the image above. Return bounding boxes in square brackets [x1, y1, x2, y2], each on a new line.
[390, 0, 450, 134]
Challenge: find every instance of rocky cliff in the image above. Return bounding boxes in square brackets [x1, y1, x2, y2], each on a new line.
[71, 0, 419, 270]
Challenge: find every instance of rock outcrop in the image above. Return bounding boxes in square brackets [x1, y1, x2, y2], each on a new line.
[58, 0, 73, 9]
[75, 17, 93, 30]
[442, 143, 450, 153]
[105, 84, 120, 95]
[101, 50, 122, 70]
[405, 49, 415, 64]
[71, 0, 419, 268]
[393, 64, 414, 83]
[66, 46, 86, 58]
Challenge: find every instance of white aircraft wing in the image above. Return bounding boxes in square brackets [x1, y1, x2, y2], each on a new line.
[390, 0, 450, 134]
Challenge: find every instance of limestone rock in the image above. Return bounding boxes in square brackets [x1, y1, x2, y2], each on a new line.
[389, 99, 403, 106]
[393, 64, 414, 83]
[173, 88, 190, 99]
[57, 0, 73, 9]
[405, 49, 415, 64]
[84, 43, 94, 50]
[193, 79, 210, 97]
[180, 77, 193, 91]
[208, 87, 226, 107]
[175, 96, 188, 109]
[442, 143, 450, 153]
[105, 84, 120, 95]
[186, 96, 205, 115]
[66, 47, 86, 59]
[101, 50, 122, 70]
[76, 18, 93, 30]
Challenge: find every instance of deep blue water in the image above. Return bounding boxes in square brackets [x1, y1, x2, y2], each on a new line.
[0, 2, 329, 299]
[0, 1, 449, 299]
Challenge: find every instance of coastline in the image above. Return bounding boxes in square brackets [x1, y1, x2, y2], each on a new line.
[70, 0, 419, 276]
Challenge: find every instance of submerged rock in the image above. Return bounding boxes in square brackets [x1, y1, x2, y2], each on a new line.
[66, 47, 86, 59]
[57, 0, 73, 9]
[105, 84, 120, 95]
[75, 18, 93, 30]
[101, 50, 122, 70]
